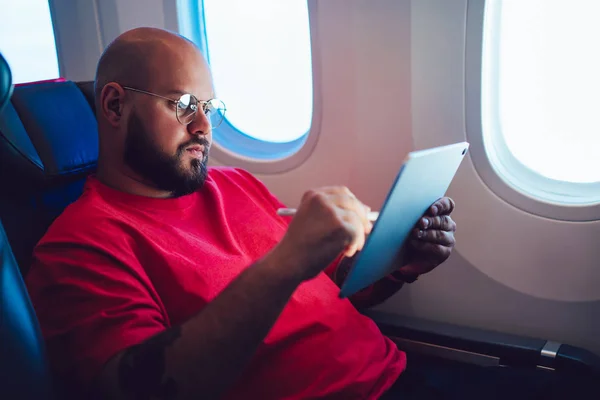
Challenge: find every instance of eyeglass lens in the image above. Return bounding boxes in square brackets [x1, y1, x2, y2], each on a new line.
[176, 95, 225, 128]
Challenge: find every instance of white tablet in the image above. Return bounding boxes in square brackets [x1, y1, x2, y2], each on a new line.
[339, 142, 470, 298]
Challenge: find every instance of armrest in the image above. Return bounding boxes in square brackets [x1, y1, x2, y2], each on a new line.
[556, 344, 600, 375]
[364, 309, 600, 375]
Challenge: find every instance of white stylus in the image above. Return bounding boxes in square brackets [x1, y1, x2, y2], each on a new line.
[277, 208, 380, 222]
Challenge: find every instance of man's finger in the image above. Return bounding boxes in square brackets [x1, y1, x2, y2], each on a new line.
[409, 240, 451, 261]
[412, 228, 455, 246]
[419, 215, 456, 232]
[345, 242, 359, 258]
[322, 186, 369, 211]
[327, 193, 373, 232]
[427, 197, 455, 216]
[340, 210, 366, 257]
[365, 220, 373, 235]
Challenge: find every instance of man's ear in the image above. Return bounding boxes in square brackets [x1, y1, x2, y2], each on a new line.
[100, 83, 125, 126]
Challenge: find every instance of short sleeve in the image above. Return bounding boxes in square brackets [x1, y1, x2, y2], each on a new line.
[26, 243, 168, 392]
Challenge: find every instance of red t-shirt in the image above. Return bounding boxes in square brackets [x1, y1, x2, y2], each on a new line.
[26, 167, 406, 399]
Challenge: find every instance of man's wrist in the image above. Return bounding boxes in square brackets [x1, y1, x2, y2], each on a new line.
[264, 242, 307, 285]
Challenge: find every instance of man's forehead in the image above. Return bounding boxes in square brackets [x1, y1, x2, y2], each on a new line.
[147, 60, 215, 100]
[147, 45, 214, 99]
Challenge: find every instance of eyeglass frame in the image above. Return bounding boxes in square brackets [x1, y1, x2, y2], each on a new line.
[121, 86, 226, 128]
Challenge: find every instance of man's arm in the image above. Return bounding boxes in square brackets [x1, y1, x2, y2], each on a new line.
[94, 187, 372, 400]
[95, 247, 304, 400]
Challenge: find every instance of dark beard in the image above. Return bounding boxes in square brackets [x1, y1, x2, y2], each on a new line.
[123, 110, 209, 197]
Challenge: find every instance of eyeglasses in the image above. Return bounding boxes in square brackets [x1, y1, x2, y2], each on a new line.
[122, 86, 226, 128]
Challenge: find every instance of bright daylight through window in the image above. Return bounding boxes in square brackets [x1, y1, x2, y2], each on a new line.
[482, 0, 600, 186]
[203, 0, 313, 143]
[0, 0, 59, 84]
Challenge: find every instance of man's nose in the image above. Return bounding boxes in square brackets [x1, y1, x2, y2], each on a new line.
[187, 111, 211, 136]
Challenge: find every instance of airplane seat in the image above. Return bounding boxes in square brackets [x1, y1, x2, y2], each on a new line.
[0, 52, 55, 399]
[0, 76, 98, 276]
[1, 220, 55, 399]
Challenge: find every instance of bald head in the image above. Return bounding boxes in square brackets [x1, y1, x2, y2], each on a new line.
[94, 27, 206, 106]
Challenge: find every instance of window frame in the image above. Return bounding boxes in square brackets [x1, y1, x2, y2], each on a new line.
[465, 0, 600, 221]
[176, 0, 321, 172]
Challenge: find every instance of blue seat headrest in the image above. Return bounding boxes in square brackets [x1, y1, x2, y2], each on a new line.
[0, 53, 13, 111]
[0, 79, 98, 274]
[0, 80, 98, 187]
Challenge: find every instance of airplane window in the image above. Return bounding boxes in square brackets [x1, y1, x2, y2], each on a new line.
[481, 0, 600, 195]
[0, 0, 60, 84]
[202, 0, 313, 143]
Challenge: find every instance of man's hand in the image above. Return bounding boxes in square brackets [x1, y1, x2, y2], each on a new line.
[395, 197, 456, 278]
[276, 186, 372, 282]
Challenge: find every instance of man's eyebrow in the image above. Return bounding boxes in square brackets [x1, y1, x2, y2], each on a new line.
[166, 90, 187, 97]
[166, 89, 216, 100]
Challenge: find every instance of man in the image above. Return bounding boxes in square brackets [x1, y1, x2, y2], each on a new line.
[25, 28, 457, 399]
